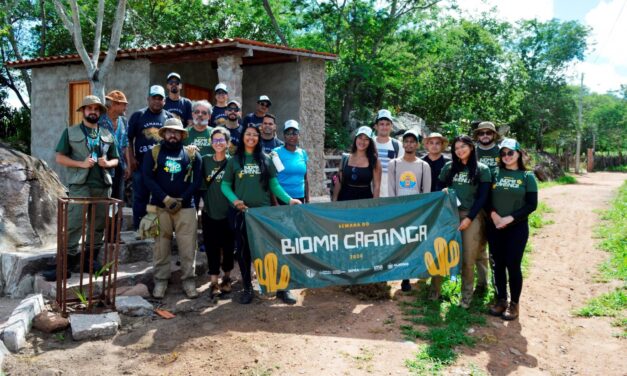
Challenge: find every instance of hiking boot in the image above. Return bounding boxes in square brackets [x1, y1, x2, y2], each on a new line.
[208, 282, 220, 299]
[219, 277, 232, 294]
[400, 279, 412, 292]
[183, 279, 199, 299]
[153, 280, 168, 299]
[460, 297, 471, 309]
[489, 299, 508, 316]
[502, 302, 519, 320]
[238, 287, 254, 304]
[276, 290, 297, 305]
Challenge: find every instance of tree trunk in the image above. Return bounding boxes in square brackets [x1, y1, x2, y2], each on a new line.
[262, 0, 287, 45]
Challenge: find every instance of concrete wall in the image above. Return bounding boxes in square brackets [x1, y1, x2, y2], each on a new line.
[30, 59, 150, 184]
[242, 62, 300, 135]
[150, 61, 218, 100]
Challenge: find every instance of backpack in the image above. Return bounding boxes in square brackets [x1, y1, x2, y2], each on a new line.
[329, 153, 349, 200]
[391, 138, 400, 157]
[151, 144, 197, 183]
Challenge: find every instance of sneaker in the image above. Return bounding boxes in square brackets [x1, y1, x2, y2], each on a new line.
[208, 282, 220, 299]
[400, 279, 412, 292]
[153, 280, 168, 299]
[183, 279, 199, 299]
[502, 302, 519, 320]
[219, 277, 232, 294]
[460, 297, 471, 309]
[238, 288, 254, 304]
[489, 299, 508, 316]
[276, 290, 297, 305]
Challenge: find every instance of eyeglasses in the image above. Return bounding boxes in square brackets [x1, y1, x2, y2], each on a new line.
[500, 150, 516, 157]
[226, 107, 239, 112]
[194, 110, 209, 115]
[215, 91, 227, 95]
[258, 102, 270, 107]
[167, 80, 181, 85]
[284, 130, 299, 136]
[212, 138, 227, 144]
[477, 131, 493, 136]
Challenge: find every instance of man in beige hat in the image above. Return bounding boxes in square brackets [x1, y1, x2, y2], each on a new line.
[142, 118, 202, 299]
[473, 121, 502, 175]
[43, 95, 119, 281]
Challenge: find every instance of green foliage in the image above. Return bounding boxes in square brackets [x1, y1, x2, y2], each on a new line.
[575, 288, 626, 318]
[596, 182, 627, 282]
[0, 91, 30, 153]
[537, 174, 577, 189]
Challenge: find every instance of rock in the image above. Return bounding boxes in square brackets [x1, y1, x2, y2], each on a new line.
[118, 283, 150, 298]
[532, 151, 565, 182]
[1, 249, 55, 297]
[509, 347, 522, 356]
[0, 294, 45, 351]
[69, 312, 121, 340]
[115, 296, 153, 316]
[0, 340, 9, 369]
[33, 311, 70, 333]
[11, 274, 34, 299]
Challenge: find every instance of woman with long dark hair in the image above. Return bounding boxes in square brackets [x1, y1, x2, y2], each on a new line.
[487, 138, 537, 320]
[221, 123, 301, 304]
[332, 126, 382, 201]
[439, 135, 491, 308]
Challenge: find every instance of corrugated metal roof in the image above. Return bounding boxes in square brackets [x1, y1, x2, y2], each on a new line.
[6, 37, 337, 68]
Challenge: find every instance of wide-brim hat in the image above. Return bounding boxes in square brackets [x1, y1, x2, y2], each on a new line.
[158, 118, 188, 139]
[423, 132, 449, 148]
[76, 95, 107, 113]
[473, 121, 502, 140]
[105, 90, 128, 104]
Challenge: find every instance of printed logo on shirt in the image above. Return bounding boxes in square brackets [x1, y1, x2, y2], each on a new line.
[479, 156, 500, 167]
[399, 171, 417, 189]
[192, 138, 211, 148]
[238, 163, 261, 179]
[493, 176, 521, 189]
[164, 156, 182, 175]
[142, 127, 162, 141]
[452, 171, 471, 185]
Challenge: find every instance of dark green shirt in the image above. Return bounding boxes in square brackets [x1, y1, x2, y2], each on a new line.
[201, 155, 230, 220]
[55, 125, 119, 188]
[439, 162, 491, 211]
[491, 168, 538, 216]
[184, 126, 214, 156]
[222, 153, 278, 208]
[476, 144, 500, 175]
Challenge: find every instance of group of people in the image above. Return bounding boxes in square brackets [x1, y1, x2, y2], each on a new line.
[48, 71, 538, 320]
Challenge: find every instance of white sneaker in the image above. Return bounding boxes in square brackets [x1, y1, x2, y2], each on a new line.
[153, 280, 168, 299]
[182, 279, 198, 299]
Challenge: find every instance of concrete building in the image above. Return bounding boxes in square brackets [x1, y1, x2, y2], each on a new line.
[8, 38, 336, 196]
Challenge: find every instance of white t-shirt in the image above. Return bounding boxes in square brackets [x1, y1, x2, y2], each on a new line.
[376, 138, 404, 197]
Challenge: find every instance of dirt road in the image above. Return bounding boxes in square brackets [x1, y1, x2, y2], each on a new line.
[3, 172, 626, 376]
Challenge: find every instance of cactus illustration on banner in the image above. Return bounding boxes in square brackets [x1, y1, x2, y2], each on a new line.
[425, 237, 460, 276]
[254, 253, 291, 293]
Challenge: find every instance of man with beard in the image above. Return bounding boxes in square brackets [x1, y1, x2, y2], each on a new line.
[224, 99, 243, 154]
[142, 118, 202, 298]
[164, 72, 193, 126]
[210, 83, 229, 127]
[474, 121, 502, 176]
[43, 96, 119, 281]
[128, 85, 173, 231]
[243, 95, 271, 129]
[260, 113, 284, 154]
[184, 99, 214, 156]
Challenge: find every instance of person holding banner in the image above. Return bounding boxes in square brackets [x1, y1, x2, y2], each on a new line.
[221, 123, 302, 305]
[439, 135, 491, 309]
[273, 120, 309, 203]
[201, 127, 235, 299]
[333, 126, 382, 201]
[487, 138, 537, 320]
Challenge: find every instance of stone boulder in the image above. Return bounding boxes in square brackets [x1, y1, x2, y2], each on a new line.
[532, 151, 565, 182]
[0, 142, 66, 250]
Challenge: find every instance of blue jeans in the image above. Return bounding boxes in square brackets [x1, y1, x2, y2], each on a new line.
[132, 170, 150, 230]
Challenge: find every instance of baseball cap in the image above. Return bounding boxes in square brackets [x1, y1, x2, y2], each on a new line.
[149, 85, 166, 97]
[355, 126, 374, 139]
[499, 138, 520, 151]
[227, 100, 241, 109]
[375, 109, 394, 123]
[257, 95, 272, 106]
[402, 129, 421, 141]
[214, 83, 228, 93]
[105, 90, 128, 104]
[284, 120, 299, 132]
[166, 72, 181, 81]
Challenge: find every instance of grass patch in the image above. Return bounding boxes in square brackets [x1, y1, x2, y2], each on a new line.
[538, 174, 577, 189]
[575, 182, 627, 337]
[522, 202, 554, 276]
[605, 165, 627, 172]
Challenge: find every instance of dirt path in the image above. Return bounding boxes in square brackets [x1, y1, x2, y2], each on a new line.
[3, 172, 626, 376]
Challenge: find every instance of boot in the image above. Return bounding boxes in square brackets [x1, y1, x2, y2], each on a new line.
[219, 276, 232, 294]
[489, 299, 508, 316]
[208, 282, 220, 299]
[276, 290, 297, 305]
[238, 287, 254, 304]
[502, 302, 519, 320]
[400, 279, 412, 292]
[41, 254, 79, 282]
[153, 279, 168, 299]
[183, 279, 199, 299]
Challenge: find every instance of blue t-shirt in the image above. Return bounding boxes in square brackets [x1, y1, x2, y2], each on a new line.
[226, 122, 243, 151]
[210, 106, 228, 127]
[128, 108, 173, 163]
[261, 137, 284, 154]
[165, 97, 193, 125]
[274, 146, 308, 199]
[243, 112, 265, 128]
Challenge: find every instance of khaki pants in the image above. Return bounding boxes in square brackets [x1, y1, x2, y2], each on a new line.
[67, 185, 111, 256]
[154, 207, 197, 282]
[460, 210, 489, 301]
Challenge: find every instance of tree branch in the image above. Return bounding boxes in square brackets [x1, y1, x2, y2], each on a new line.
[100, 0, 127, 79]
[262, 0, 287, 46]
[92, 0, 105, 70]
[53, 0, 94, 74]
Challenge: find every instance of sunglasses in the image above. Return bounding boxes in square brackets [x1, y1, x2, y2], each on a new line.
[258, 102, 270, 107]
[212, 138, 227, 144]
[193, 110, 208, 115]
[284, 130, 299, 136]
[477, 131, 494, 136]
[215, 91, 227, 95]
[500, 150, 516, 157]
[226, 107, 239, 112]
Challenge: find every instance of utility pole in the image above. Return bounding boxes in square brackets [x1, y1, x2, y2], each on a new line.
[575, 73, 583, 174]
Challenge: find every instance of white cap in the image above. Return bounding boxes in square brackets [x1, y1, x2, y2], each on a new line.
[355, 126, 374, 139]
[148, 85, 166, 97]
[257, 95, 272, 105]
[284, 120, 299, 131]
[214, 83, 228, 93]
[375, 109, 394, 123]
[166, 72, 181, 81]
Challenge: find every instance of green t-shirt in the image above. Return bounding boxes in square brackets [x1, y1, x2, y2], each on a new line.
[491, 168, 538, 216]
[439, 162, 491, 211]
[476, 144, 500, 175]
[222, 153, 277, 208]
[55, 126, 119, 188]
[201, 154, 230, 220]
[184, 126, 214, 156]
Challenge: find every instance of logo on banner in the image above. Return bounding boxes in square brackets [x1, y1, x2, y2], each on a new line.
[425, 237, 460, 276]
[254, 253, 291, 292]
